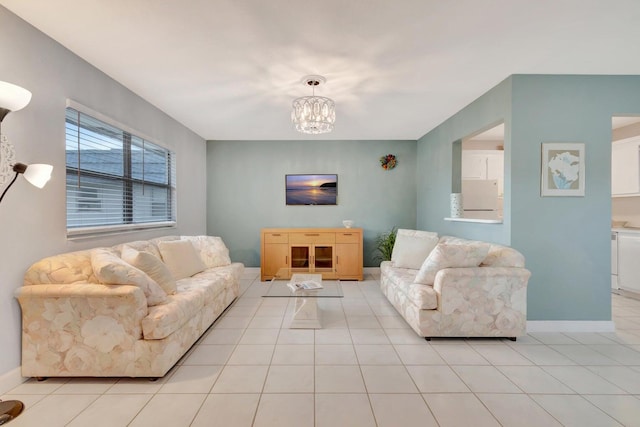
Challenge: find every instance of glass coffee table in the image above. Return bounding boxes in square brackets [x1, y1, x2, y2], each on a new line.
[263, 268, 343, 329]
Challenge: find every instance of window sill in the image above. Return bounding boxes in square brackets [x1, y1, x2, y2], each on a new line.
[444, 217, 503, 224]
[67, 221, 177, 240]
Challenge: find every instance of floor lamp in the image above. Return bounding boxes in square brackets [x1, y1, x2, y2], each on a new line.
[0, 80, 52, 424]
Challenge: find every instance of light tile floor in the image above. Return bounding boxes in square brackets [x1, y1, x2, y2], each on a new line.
[4, 268, 640, 426]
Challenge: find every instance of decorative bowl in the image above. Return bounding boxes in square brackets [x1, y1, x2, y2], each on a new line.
[342, 220, 354, 228]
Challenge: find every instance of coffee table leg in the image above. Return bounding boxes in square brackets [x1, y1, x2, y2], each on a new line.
[288, 296, 322, 329]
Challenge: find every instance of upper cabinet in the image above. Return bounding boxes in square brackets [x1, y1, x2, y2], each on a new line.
[612, 136, 640, 197]
[462, 150, 505, 196]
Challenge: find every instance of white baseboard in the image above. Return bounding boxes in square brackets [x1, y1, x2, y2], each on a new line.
[526, 321, 615, 333]
[0, 367, 26, 396]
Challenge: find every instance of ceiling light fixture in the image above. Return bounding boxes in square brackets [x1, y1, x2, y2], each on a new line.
[291, 75, 335, 135]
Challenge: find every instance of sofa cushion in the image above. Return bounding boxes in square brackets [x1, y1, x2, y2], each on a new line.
[482, 244, 525, 268]
[121, 245, 177, 295]
[141, 283, 207, 339]
[24, 249, 97, 285]
[391, 229, 439, 269]
[141, 275, 230, 339]
[440, 236, 525, 268]
[90, 248, 167, 306]
[157, 240, 207, 280]
[414, 242, 490, 285]
[380, 262, 438, 309]
[182, 235, 231, 268]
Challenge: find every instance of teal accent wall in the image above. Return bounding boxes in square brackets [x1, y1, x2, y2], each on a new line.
[510, 75, 640, 321]
[416, 77, 512, 245]
[206, 140, 417, 267]
[418, 74, 640, 321]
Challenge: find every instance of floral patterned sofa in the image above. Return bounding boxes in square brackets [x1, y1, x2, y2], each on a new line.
[15, 235, 243, 378]
[380, 230, 530, 340]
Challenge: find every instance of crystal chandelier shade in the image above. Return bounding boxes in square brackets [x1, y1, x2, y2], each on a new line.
[291, 76, 335, 135]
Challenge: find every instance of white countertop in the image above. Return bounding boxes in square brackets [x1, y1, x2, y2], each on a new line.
[612, 227, 640, 234]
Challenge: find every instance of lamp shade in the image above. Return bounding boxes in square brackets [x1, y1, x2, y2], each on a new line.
[0, 81, 32, 113]
[22, 164, 53, 188]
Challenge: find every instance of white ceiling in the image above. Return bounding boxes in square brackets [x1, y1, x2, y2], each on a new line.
[3, 0, 640, 141]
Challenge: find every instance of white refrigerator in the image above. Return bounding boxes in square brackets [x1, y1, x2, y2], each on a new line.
[461, 179, 499, 219]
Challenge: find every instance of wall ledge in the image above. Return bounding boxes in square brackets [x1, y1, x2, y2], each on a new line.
[444, 217, 503, 224]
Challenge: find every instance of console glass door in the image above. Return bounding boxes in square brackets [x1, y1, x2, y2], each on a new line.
[314, 245, 333, 269]
[290, 246, 310, 268]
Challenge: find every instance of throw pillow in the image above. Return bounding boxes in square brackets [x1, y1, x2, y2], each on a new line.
[90, 248, 167, 306]
[121, 245, 177, 295]
[182, 235, 231, 268]
[157, 239, 207, 280]
[391, 229, 439, 269]
[414, 242, 491, 285]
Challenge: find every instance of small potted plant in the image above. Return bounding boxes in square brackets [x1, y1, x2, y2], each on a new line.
[373, 227, 397, 263]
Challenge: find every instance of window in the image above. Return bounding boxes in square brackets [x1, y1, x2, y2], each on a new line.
[66, 105, 176, 235]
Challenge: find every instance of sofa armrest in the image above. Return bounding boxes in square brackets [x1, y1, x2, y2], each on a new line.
[15, 283, 148, 339]
[433, 267, 530, 313]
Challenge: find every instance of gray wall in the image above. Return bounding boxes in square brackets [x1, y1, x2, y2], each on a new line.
[206, 140, 417, 267]
[418, 74, 640, 322]
[0, 7, 207, 382]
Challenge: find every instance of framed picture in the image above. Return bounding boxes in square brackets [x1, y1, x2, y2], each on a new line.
[285, 174, 338, 205]
[541, 142, 585, 197]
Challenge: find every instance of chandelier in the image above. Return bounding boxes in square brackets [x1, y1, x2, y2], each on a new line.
[291, 75, 335, 135]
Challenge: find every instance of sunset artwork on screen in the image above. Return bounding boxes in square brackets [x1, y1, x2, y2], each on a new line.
[285, 174, 338, 205]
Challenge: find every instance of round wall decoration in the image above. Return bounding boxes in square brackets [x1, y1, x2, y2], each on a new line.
[380, 154, 397, 170]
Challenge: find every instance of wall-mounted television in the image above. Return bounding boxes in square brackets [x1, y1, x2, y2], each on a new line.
[285, 174, 338, 205]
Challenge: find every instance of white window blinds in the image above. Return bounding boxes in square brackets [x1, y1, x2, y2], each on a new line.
[65, 106, 176, 235]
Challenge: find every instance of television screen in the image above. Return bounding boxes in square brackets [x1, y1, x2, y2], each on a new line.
[285, 174, 338, 205]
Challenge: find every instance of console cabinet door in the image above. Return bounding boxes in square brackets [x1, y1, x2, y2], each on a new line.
[290, 244, 312, 268]
[335, 231, 363, 280]
[262, 231, 289, 280]
[263, 243, 289, 278]
[336, 243, 360, 278]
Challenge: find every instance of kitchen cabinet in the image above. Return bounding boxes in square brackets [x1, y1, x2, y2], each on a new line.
[612, 136, 640, 197]
[462, 150, 504, 196]
[261, 228, 363, 281]
[611, 231, 618, 290]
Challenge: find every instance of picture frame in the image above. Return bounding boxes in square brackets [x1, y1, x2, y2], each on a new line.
[541, 142, 585, 197]
[285, 174, 338, 205]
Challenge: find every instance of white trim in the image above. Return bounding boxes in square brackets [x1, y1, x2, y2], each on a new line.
[527, 321, 615, 333]
[0, 367, 26, 395]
